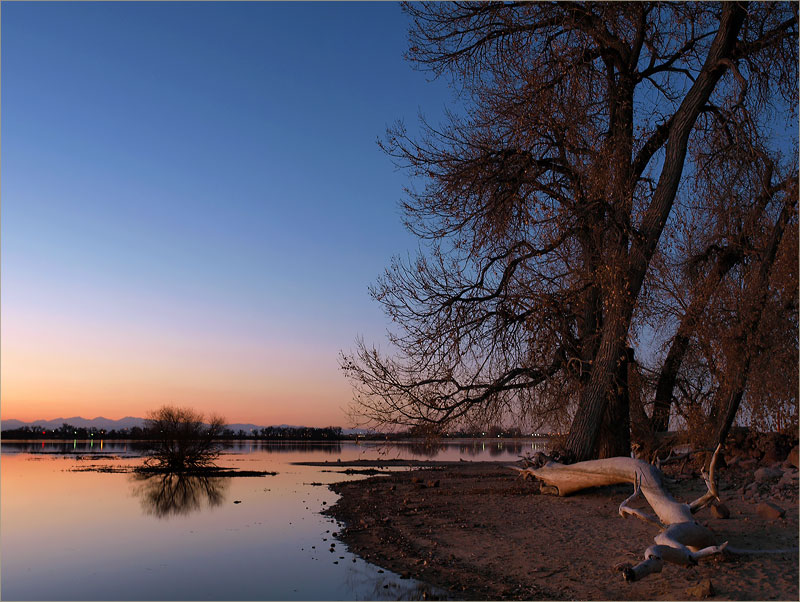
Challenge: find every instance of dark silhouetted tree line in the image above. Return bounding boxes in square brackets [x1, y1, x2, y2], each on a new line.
[0, 423, 149, 440]
[253, 426, 343, 440]
[1, 421, 348, 441]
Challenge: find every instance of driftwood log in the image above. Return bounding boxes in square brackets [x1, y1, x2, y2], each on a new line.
[511, 445, 757, 581]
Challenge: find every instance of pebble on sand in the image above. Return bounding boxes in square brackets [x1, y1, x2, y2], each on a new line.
[685, 578, 714, 599]
[756, 501, 785, 520]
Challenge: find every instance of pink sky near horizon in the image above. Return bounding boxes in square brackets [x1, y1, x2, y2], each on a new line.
[1, 303, 359, 427]
[1, 360, 357, 427]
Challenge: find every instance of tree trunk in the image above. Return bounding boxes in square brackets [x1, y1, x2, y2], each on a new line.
[564, 4, 746, 461]
[651, 174, 782, 432]
[565, 314, 629, 461]
[596, 347, 634, 458]
[651, 334, 690, 433]
[713, 198, 796, 446]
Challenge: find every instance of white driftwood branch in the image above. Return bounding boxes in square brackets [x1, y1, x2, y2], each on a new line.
[618, 472, 663, 528]
[689, 444, 722, 513]
[621, 541, 729, 581]
[508, 465, 536, 480]
[517, 444, 732, 582]
[654, 446, 716, 469]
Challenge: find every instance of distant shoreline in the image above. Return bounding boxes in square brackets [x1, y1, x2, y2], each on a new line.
[325, 459, 799, 600]
[0, 433, 552, 442]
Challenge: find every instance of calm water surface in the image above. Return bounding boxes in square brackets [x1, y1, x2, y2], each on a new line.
[1, 439, 548, 600]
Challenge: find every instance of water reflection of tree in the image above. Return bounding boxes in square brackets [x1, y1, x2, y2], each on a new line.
[222, 441, 343, 454]
[405, 440, 446, 458]
[488, 443, 504, 457]
[131, 473, 230, 518]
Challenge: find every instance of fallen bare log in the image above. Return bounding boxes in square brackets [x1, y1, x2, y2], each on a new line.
[510, 445, 796, 582]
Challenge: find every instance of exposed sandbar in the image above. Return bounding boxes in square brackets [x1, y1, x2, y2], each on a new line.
[324, 461, 798, 600]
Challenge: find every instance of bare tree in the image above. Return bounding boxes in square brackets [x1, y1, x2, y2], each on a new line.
[342, 2, 798, 460]
[143, 405, 226, 471]
[637, 72, 799, 443]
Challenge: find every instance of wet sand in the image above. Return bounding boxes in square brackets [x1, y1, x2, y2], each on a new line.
[324, 461, 798, 600]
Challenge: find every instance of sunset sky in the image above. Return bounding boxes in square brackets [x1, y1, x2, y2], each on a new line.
[1, 2, 453, 426]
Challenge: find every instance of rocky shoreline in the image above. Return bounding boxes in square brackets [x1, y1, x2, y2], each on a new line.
[324, 456, 798, 600]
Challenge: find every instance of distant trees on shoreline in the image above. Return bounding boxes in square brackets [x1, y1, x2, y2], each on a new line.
[0, 422, 553, 441]
[0, 423, 141, 440]
[249, 425, 343, 440]
[0, 423, 346, 441]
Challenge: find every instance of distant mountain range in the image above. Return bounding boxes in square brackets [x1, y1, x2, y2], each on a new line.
[2, 416, 146, 431]
[1, 416, 367, 435]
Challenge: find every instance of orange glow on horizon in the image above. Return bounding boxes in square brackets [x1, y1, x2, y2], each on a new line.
[1, 373, 353, 426]
[1, 313, 355, 427]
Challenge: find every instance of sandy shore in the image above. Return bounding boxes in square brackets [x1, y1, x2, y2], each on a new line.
[324, 460, 798, 600]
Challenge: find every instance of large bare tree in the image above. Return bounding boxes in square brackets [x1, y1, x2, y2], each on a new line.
[343, 2, 798, 460]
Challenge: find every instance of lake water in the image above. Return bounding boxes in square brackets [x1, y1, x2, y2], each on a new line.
[1, 439, 548, 601]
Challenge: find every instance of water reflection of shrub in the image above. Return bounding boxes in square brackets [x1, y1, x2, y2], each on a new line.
[131, 473, 230, 518]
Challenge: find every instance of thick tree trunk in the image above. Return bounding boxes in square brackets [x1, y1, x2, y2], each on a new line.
[596, 347, 634, 458]
[565, 314, 629, 461]
[715, 387, 747, 449]
[565, 5, 746, 460]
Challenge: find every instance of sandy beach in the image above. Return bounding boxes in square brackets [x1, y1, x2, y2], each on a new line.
[324, 459, 798, 600]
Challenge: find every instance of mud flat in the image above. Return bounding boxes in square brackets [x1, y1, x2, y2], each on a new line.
[324, 461, 798, 600]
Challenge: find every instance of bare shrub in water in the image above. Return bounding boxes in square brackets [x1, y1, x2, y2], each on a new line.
[144, 405, 226, 471]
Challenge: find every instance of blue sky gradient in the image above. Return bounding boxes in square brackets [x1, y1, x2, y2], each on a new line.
[2, 2, 454, 425]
